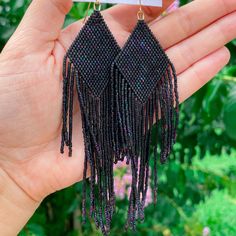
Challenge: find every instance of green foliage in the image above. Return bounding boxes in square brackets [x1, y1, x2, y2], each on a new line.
[223, 67, 236, 141]
[19, 224, 46, 236]
[0, 0, 31, 50]
[193, 151, 236, 176]
[186, 190, 236, 236]
[0, 0, 236, 236]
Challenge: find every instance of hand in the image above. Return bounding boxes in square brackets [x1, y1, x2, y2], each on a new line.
[0, 0, 235, 234]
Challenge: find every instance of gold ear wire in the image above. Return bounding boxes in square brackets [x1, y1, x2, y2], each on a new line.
[137, 0, 145, 20]
[83, 2, 92, 24]
[83, 0, 101, 24]
[94, 0, 101, 11]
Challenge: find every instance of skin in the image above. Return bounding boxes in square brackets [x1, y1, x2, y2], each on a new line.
[0, 0, 235, 234]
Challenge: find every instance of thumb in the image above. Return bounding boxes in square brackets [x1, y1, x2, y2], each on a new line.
[2, 0, 72, 56]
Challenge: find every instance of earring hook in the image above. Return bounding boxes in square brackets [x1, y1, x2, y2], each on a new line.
[137, 0, 145, 20]
[83, 0, 101, 24]
[83, 2, 92, 24]
[94, 0, 101, 11]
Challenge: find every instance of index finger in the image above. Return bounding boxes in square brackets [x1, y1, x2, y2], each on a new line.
[150, 0, 236, 49]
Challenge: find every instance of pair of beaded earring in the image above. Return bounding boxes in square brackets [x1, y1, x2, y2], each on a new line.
[61, 1, 179, 235]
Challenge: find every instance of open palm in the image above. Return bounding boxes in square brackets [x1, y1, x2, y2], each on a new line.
[0, 0, 235, 203]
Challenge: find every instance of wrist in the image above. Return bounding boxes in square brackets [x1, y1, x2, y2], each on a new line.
[0, 167, 40, 235]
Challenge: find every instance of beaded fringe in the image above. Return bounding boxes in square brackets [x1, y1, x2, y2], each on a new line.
[111, 62, 179, 230]
[60, 14, 179, 235]
[61, 57, 115, 235]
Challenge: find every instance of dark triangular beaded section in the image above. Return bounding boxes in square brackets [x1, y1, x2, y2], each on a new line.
[114, 20, 170, 104]
[67, 10, 120, 98]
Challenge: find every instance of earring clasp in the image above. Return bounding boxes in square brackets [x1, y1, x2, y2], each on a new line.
[94, 0, 101, 11]
[137, 0, 145, 20]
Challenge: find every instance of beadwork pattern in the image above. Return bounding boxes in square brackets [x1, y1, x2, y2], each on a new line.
[115, 20, 170, 104]
[67, 10, 120, 98]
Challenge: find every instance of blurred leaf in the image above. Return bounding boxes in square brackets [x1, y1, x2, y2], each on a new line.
[19, 224, 46, 236]
[223, 85, 236, 140]
[202, 79, 221, 114]
[232, 39, 236, 47]
[0, 25, 15, 40]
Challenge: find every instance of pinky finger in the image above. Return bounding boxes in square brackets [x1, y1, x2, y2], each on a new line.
[177, 46, 231, 103]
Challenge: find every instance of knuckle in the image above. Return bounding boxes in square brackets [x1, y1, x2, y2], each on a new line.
[51, 0, 72, 15]
[175, 8, 193, 38]
[142, 6, 158, 19]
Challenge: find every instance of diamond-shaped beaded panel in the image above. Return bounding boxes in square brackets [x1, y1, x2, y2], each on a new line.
[67, 10, 120, 98]
[114, 20, 170, 104]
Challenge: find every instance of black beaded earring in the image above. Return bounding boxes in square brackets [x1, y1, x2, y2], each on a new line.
[111, 3, 179, 229]
[60, 1, 120, 234]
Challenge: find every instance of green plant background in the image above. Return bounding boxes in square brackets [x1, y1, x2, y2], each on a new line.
[1, 1, 236, 235]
